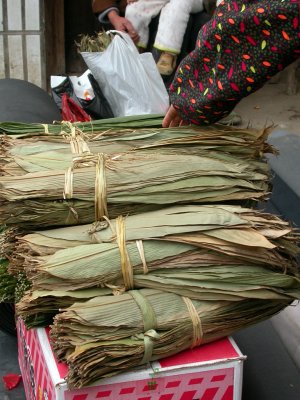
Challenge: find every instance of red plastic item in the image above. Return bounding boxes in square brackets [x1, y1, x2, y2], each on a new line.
[61, 93, 91, 122]
[2, 373, 22, 390]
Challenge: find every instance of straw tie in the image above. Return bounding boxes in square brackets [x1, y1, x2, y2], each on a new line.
[63, 166, 78, 224]
[136, 240, 148, 274]
[94, 154, 108, 221]
[60, 121, 91, 155]
[63, 153, 108, 222]
[182, 296, 203, 348]
[115, 216, 134, 290]
[115, 217, 150, 289]
[41, 124, 49, 134]
[129, 290, 159, 364]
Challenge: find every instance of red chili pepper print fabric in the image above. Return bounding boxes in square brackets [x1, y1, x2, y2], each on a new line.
[169, 0, 300, 125]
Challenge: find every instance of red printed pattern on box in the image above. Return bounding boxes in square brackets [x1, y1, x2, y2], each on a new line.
[18, 319, 242, 400]
[65, 368, 234, 400]
[18, 320, 55, 400]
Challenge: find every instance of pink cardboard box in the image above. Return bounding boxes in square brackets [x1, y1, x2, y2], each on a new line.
[17, 318, 246, 400]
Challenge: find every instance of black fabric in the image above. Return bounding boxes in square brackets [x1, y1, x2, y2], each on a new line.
[51, 74, 114, 120]
[77, 74, 114, 120]
[51, 76, 78, 110]
[0, 303, 16, 336]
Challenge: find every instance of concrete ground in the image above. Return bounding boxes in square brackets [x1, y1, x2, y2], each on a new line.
[0, 331, 26, 399]
[230, 80, 300, 399]
[235, 81, 300, 136]
[0, 81, 300, 400]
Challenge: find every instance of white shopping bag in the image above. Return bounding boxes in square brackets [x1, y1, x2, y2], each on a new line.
[81, 31, 169, 117]
[69, 70, 95, 101]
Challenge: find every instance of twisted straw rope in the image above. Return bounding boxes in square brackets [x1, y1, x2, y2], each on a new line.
[63, 153, 108, 222]
[182, 296, 203, 348]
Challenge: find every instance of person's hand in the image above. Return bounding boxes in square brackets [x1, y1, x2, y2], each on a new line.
[108, 11, 139, 43]
[162, 105, 189, 128]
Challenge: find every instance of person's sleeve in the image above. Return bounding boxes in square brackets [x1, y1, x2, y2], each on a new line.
[97, 7, 119, 24]
[169, 0, 300, 125]
[92, 0, 120, 14]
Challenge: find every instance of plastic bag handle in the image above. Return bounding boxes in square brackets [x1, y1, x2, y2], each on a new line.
[107, 30, 139, 56]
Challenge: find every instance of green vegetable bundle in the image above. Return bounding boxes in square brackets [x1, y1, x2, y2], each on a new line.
[51, 288, 290, 387]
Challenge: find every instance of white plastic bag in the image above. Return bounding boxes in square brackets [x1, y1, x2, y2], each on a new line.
[81, 31, 169, 117]
[69, 70, 95, 101]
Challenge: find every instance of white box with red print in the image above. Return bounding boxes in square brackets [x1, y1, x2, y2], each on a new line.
[17, 318, 245, 400]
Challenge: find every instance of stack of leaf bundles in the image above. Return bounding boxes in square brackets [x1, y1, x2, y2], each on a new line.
[0, 122, 275, 306]
[12, 205, 300, 328]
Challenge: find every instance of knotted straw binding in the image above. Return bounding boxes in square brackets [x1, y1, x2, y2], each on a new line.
[60, 121, 91, 155]
[115, 216, 150, 289]
[129, 290, 159, 365]
[182, 296, 203, 348]
[63, 165, 78, 224]
[41, 124, 49, 134]
[94, 154, 108, 220]
[63, 153, 108, 223]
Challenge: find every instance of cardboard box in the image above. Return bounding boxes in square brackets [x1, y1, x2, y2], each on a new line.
[17, 318, 245, 400]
